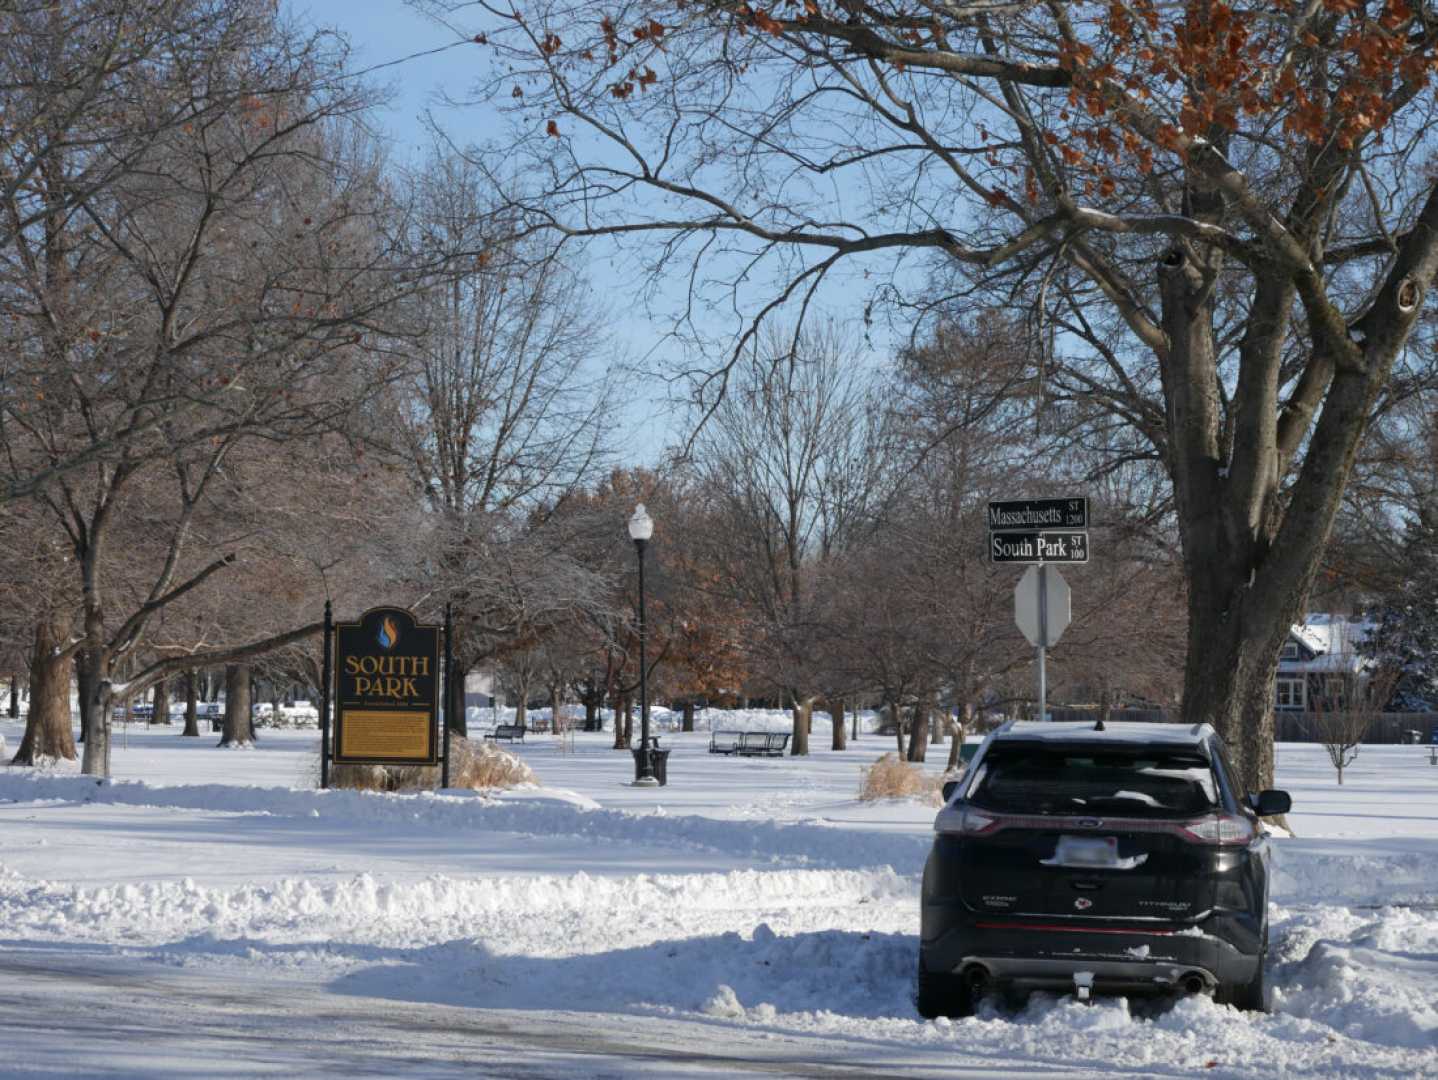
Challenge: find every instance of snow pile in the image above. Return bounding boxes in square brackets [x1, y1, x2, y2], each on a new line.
[253, 703, 320, 729]
[0, 772, 932, 873]
[1270, 838, 1438, 907]
[1271, 903, 1438, 1050]
[0, 861, 907, 954]
[696, 707, 879, 735]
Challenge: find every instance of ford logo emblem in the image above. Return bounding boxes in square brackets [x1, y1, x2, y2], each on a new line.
[1077, 818, 1101, 828]
[1074, 897, 1093, 910]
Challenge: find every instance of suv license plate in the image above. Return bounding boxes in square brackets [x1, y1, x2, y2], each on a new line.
[1046, 835, 1120, 867]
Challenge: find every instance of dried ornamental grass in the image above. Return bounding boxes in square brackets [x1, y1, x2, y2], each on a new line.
[858, 752, 946, 805]
[326, 735, 536, 793]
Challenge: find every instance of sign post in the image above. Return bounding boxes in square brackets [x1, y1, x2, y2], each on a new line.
[1014, 564, 1072, 721]
[320, 600, 333, 789]
[442, 601, 453, 790]
[333, 606, 441, 768]
[993, 497, 1085, 721]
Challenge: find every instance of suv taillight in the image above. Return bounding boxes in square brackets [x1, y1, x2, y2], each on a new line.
[963, 808, 1002, 834]
[1176, 814, 1255, 846]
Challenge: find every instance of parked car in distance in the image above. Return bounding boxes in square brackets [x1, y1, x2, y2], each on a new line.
[918, 720, 1290, 1018]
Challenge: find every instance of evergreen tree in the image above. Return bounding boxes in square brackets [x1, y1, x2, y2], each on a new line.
[1363, 506, 1438, 712]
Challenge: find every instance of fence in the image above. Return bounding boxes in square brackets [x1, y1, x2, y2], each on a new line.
[1274, 711, 1437, 744]
[1047, 706, 1436, 744]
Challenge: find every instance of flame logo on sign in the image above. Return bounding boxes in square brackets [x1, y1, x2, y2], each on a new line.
[377, 615, 399, 650]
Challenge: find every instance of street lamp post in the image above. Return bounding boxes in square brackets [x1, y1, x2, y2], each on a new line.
[628, 503, 658, 786]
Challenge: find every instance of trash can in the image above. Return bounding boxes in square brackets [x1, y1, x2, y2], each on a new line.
[631, 743, 670, 786]
[1405, 729, 1422, 745]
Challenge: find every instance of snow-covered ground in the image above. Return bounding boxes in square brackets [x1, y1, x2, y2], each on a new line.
[2, 717, 1436, 1078]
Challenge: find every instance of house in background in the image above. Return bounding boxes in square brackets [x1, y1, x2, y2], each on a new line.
[1275, 613, 1376, 711]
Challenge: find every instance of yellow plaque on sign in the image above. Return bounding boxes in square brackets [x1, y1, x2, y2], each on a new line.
[338, 708, 433, 761]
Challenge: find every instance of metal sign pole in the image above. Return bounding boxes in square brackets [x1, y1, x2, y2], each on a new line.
[1037, 562, 1048, 722]
[442, 601, 453, 790]
[320, 599, 333, 789]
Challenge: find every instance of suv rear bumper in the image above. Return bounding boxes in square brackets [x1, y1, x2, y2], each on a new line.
[920, 913, 1259, 995]
[958, 955, 1215, 994]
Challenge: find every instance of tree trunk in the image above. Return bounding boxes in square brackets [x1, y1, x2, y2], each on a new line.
[791, 696, 811, 755]
[622, 694, 633, 747]
[946, 704, 971, 772]
[851, 704, 859, 742]
[681, 700, 695, 732]
[7, 675, 18, 719]
[907, 701, 929, 763]
[75, 651, 94, 743]
[11, 614, 76, 764]
[889, 699, 905, 758]
[514, 696, 528, 731]
[151, 677, 169, 727]
[77, 648, 112, 776]
[611, 690, 626, 748]
[1179, 599, 1287, 797]
[584, 693, 599, 731]
[1099, 686, 1113, 727]
[829, 697, 846, 751]
[218, 663, 255, 746]
[182, 670, 199, 736]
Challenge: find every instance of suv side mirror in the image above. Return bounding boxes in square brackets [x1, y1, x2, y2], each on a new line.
[941, 780, 960, 803]
[1247, 789, 1291, 817]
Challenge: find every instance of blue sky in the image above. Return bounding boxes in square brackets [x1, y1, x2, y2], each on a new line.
[287, 2, 481, 159]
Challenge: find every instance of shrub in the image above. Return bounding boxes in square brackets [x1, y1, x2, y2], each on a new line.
[858, 752, 945, 805]
[326, 735, 536, 793]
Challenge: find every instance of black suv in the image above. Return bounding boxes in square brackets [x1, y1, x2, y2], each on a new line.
[917, 720, 1290, 1017]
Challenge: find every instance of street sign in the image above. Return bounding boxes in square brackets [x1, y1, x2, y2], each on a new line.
[1015, 565, 1071, 648]
[990, 530, 1089, 563]
[333, 606, 440, 766]
[988, 497, 1088, 531]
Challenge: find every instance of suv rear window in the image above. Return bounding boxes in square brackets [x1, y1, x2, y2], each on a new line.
[967, 745, 1219, 818]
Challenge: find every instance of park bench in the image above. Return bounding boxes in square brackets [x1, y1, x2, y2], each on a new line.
[709, 730, 743, 755]
[739, 732, 792, 757]
[708, 730, 792, 757]
[484, 724, 526, 743]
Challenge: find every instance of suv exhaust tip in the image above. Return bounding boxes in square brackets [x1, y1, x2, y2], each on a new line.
[961, 964, 990, 995]
[1181, 972, 1209, 995]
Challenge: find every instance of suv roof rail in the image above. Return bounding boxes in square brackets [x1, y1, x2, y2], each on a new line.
[996, 717, 1018, 734]
[1190, 722, 1205, 735]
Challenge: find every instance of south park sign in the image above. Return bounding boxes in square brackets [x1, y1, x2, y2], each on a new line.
[332, 606, 440, 765]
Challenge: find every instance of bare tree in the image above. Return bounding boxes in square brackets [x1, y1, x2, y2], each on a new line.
[688, 322, 891, 752]
[1312, 668, 1398, 785]
[391, 152, 616, 729]
[1, 10, 413, 776]
[0, 1, 359, 500]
